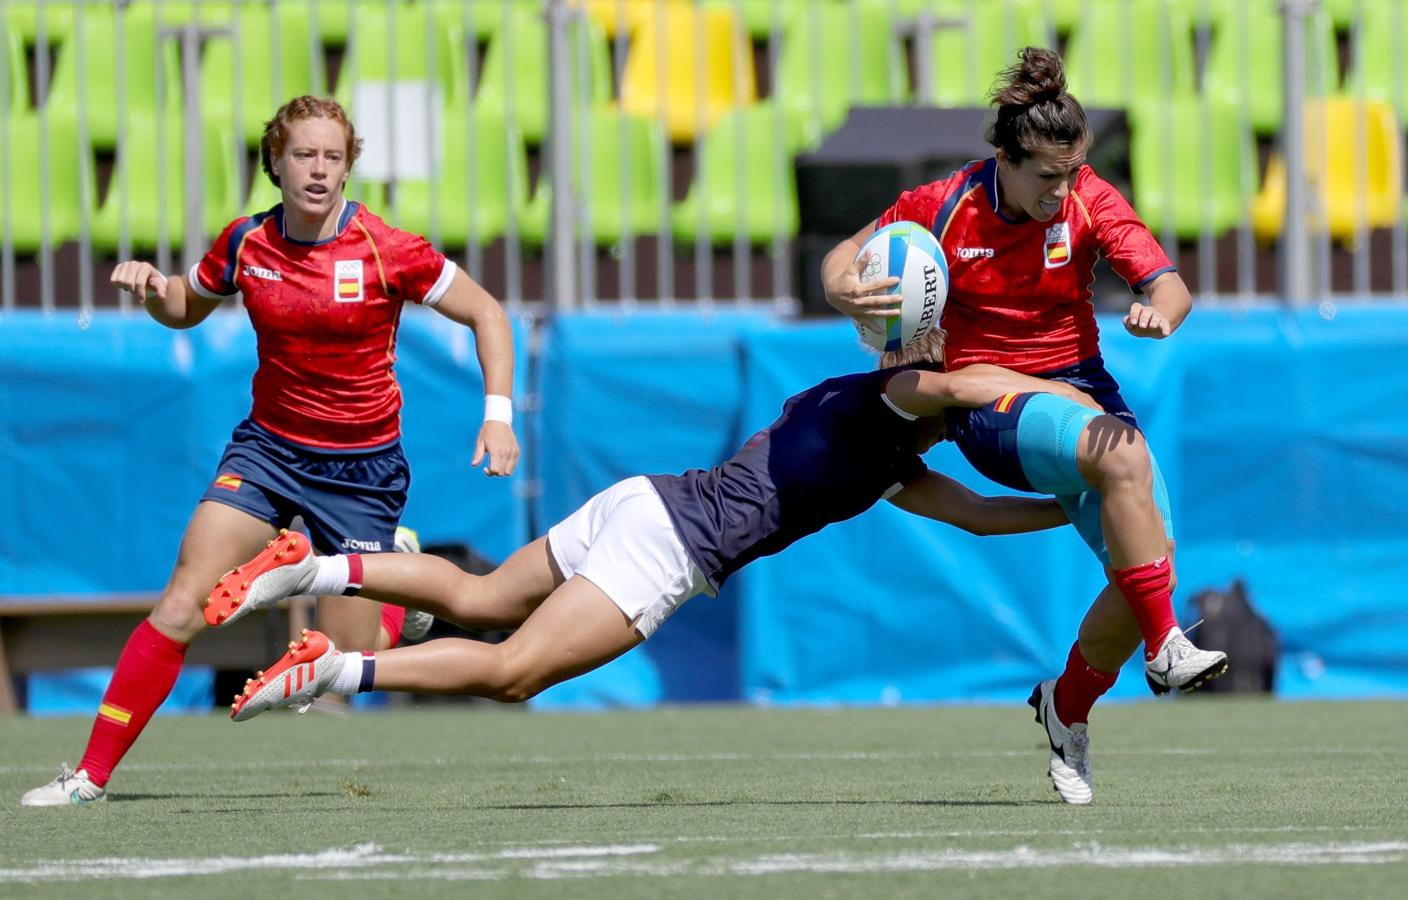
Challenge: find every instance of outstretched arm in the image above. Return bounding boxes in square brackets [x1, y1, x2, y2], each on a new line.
[425, 266, 520, 477]
[885, 364, 1102, 416]
[112, 260, 222, 329]
[888, 470, 1068, 535]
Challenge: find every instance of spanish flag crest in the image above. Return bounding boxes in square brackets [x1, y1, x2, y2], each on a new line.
[334, 259, 364, 303]
[214, 473, 243, 492]
[1043, 221, 1071, 269]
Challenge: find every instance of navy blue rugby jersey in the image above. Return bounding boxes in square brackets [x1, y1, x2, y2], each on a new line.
[647, 367, 932, 593]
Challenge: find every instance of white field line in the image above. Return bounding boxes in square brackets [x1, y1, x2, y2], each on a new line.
[4, 745, 1402, 776]
[0, 844, 660, 885]
[8, 840, 1402, 885]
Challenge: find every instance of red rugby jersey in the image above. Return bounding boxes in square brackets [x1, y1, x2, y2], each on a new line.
[189, 201, 454, 449]
[877, 158, 1174, 373]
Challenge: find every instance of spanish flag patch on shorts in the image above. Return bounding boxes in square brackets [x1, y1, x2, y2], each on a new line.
[214, 473, 243, 491]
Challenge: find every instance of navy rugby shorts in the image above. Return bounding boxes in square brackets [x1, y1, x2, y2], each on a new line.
[199, 418, 408, 554]
[944, 358, 1172, 566]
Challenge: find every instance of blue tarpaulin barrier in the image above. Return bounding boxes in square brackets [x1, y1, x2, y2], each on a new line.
[3, 304, 1406, 704]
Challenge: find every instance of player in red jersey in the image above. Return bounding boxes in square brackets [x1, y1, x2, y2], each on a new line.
[21, 96, 519, 807]
[822, 49, 1224, 804]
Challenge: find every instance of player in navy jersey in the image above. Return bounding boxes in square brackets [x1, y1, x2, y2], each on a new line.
[202, 363, 1096, 727]
[821, 49, 1225, 804]
[21, 97, 519, 807]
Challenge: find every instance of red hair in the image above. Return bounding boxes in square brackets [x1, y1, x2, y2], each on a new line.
[259, 95, 363, 187]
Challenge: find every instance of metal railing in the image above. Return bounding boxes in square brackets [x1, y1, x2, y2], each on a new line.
[1, 0, 1406, 319]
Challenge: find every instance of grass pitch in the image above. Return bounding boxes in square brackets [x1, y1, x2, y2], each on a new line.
[2, 697, 1406, 898]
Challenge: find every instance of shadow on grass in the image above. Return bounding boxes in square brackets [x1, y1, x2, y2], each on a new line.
[480, 799, 1047, 810]
[111, 791, 343, 802]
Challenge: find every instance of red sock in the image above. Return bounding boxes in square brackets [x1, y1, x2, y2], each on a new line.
[1054, 642, 1119, 725]
[1113, 556, 1179, 660]
[77, 620, 188, 787]
[379, 604, 407, 648]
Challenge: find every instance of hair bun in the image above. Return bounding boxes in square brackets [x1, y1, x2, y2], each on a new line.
[991, 47, 1067, 107]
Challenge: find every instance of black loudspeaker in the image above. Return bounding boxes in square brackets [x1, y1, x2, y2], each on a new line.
[794, 106, 1130, 314]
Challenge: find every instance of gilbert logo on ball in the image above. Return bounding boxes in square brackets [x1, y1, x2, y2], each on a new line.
[853, 221, 949, 352]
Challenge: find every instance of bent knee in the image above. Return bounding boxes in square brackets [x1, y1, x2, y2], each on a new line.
[481, 649, 551, 703]
[149, 591, 207, 639]
[1089, 426, 1152, 482]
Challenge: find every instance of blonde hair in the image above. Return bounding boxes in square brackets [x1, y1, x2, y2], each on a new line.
[878, 327, 946, 369]
[259, 95, 363, 188]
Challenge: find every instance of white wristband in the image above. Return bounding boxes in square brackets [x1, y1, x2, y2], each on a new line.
[483, 394, 513, 425]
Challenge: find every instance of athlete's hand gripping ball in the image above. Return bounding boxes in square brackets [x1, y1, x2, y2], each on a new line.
[826, 251, 903, 321]
[474, 421, 520, 477]
[1123, 302, 1172, 338]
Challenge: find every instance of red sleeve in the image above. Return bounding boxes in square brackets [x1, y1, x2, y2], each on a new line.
[383, 226, 454, 306]
[877, 183, 949, 231]
[877, 163, 978, 235]
[187, 218, 248, 298]
[1077, 169, 1175, 293]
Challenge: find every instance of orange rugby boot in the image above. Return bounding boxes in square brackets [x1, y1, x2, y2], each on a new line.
[230, 629, 344, 722]
[204, 529, 314, 628]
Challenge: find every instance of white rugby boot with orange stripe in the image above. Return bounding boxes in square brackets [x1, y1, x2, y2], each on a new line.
[230, 630, 343, 722]
[204, 529, 316, 628]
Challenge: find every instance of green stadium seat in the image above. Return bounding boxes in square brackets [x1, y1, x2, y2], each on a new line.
[475, 7, 612, 145]
[1, 2, 77, 45]
[304, 0, 418, 47]
[1344, 0, 1408, 121]
[151, 1, 236, 26]
[1064, 0, 1196, 110]
[923, 0, 1052, 108]
[388, 111, 530, 248]
[44, 3, 182, 150]
[773, 0, 909, 139]
[200, 4, 325, 147]
[91, 112, 243, 253]
[0, 112, 96, 252]
[334, 2, 469, 109]
[1203, 0, 1339, 135]
[443, 0, 550, 39]
[671, 104, 811, 245]
[1129, 96, 1256, 240]
[521, 111, 669, 246]
[1320, 0, 1364, 29]
[2, 18, 27, 112]
[700, 0, 831, 38]
[1041, 0, 1083, 32]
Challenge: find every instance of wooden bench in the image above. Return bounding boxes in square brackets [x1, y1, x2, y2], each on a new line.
[0, 595, 315, 714]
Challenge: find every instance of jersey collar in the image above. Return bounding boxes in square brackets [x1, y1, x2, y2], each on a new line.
[276, 198, 359, 246]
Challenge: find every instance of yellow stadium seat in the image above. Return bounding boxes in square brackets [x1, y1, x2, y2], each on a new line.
[1250, 98, 1402, 245]
[571, 0, 657, 36]
[619, 3, 756, 142]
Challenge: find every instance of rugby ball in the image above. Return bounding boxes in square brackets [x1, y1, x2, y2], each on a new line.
[852, 221, 948, 352]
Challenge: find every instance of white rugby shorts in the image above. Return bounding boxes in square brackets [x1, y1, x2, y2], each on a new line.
[546, 476, 708, 638]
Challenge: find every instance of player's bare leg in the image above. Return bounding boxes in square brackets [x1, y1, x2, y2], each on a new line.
[231, 574, 642, 719]
[1075, 418, 1225, 692]
[206, 535, 563, 635]
[355, 536, 563, 632]
[371, 574, 641, 699]
[22, 502, 277, 806]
